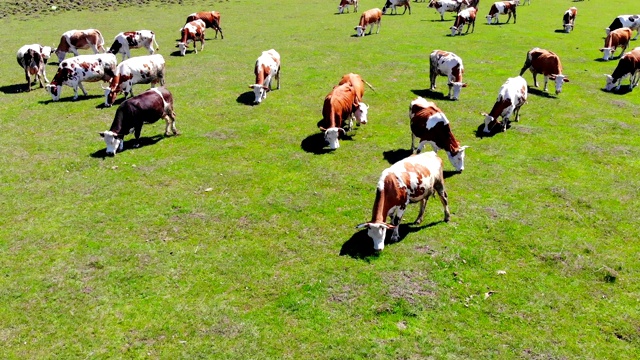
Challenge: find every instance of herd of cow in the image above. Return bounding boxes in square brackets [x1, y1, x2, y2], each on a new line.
[12, 3, 640, 251]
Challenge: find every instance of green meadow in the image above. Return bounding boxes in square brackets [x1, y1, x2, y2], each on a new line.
[1, 0, 639, 358]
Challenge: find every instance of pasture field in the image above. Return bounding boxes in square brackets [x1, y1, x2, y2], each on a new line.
[1, 0, 640, 358]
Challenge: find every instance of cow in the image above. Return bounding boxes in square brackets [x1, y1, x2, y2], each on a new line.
[604, 48, 640, 91]
[186, 11, 224, 40]
[601, 28, 632, 61]
[108, 30, 159, 61]
[486, 1, 517, 24]
[338, 0, 358, 13]
[99, 87, 178, 156]
[319, 83, 361, 149]
[519, 48, 569, 95]
[606, 15, 640, 41]
[46, 53, 117, 101]
[409, 97, 469, 172]
[103, 54, 166, 107]
[450, 7, 477, 36]
[338, 73, 373, 130]
[562, 7, 577, 33]
[178, 20, 206, 56]
[54, 29, 106, 63]
[428, 0, 463, 21]
[481, 76, 528, 133]
[355, 8, 383, 36]
[16, 44, 53, 91]
[382, 0, 411, 15]
[429, 50, 467, 100]
[249, 49, 281, 105]
[356, 151, 450, 251]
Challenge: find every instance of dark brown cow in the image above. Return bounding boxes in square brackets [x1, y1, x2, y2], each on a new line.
[519, 47, 569, 94]
[186, 11, 223, 39]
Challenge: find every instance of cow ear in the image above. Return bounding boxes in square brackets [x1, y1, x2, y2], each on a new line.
[480, 112, 488, 116]
[338, 128, 346, 135]
[563, 78, 569, 83]
[248, 85, 254, 89]
[99, 132, 106, 138]
[319, 126, 327, 132]
[356, 223, 370, 229]
[462, 83, 468, 88]
[599, 48, 604, 52]
[548, 75, 556, 80]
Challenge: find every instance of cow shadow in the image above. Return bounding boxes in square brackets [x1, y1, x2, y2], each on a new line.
[38, 94, 103, 105]
[554, 29, 569, 33]
[95, 97, 125, 109]
[527, 87, 557, 98]
[600, 85, 633, 95]
[382, 148, 413, 164]
[474, 122, 510, 138]
[300, 131, 356, 154]
[90, 134, 165, 158]
[340, 222, 442, 259]
[443, 170, 460, 179]
[411, 89, 448, 101]
[0, 83, 29, 94]
[169, 50, 193, 57]
[236, 91, 256, 106]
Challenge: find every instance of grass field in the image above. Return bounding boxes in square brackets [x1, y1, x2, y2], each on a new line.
[1, 0, 640, 358]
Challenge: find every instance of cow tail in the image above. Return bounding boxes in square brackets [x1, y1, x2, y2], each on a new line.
[519, 51, 532, 76]
[429, 53, 437, 84]
[362, 78, 376, 92]
[152, 32, 160, 51]
[95, 29, 106, 52]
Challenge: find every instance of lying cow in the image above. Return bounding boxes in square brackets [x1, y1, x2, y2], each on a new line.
[338, 73, 372, 130]
[54, 29, 106, 63]
[186, 11, 224, 39]
[428, 0, 463, 21]
[319, 83, 361, 149]
[481, 76, 528, 133]
[562, 7, 577, 33]
[429, 50, 467, 100]
[108, 30, 159, 61]
[410, 97, 469, 171]
[604, 48, 640, 91]
[450, 7, 476, 36]
[356, 151, 450, 251]
[355, 8, 383, 36]
[601, 27, 632, 61]
[178, 20, 206, 56]
[606, 15, 640, 40]
[46, 53, 117, 101]
[486, 1, 517, 24]
[382, 0, 411, 15]
[338, 0, 358, 13]
[99, 87, 178, 156]
[249, 49, 281, 105]
[16, 44, 53, 91]
[519, 47, 569, 95]
[103, 54, 166, 107]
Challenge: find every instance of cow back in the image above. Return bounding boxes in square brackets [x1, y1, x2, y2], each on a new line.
[338, 73, 365, 101]
[321, 83, 357, 129]
[529, 49, 562, 75]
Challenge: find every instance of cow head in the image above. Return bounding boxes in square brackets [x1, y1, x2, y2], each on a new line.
[102, 85, 118, 107]
[338, 5, 345, 13]
[564, 23, 574, 33]
[45, 84, 62, 101]
[99, 131, 124, 156]
[486, 15, 494, 24]
[249, 84, 269, 104]
[447, 146, 469, 171]
[356, 222, 395, 251]
[600, 47, 615, 61]
[481, 113, 496, 133]
[354, 26, 365, 37]
[450, 25, 462, 36]
[548, 74, 569, 94]
[354, 102, 369, 125]
[603, 74, 618, 91]
[320, 127, 345, 149]
[178, 42, 188, 56]
[605, 27, 611, 36]
[41, 46, 53, 63]
[448, 81, 467, 100]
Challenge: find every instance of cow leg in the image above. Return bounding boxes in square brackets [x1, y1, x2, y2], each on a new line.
[24, 69, 32, 92]
[72, 85, 80, 100]
[513, 10, 516, 24]
[411, 133, 416, 152]
[71, 47, 79, 56]
[200, 38, 205, 52]
[447, 83, 453, 99]
[440, 11, 444, 21]
[390, 206, 406, 242]
[634, 29, 640, 41]
[435, 184, 450, 222]
[78, 82, 88, 97]
[414, 198, 427, 225]
[276, 67, 281, 90]
[542, 76, 549, 92]
[532, 72, 539, 87]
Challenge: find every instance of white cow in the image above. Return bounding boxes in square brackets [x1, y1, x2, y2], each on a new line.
[249, 49, 281, 105]
[46, 53, 117, 101]
[108, 30, 159, 61]
[103, 54, 166, 107]
[428, 0, 463, 21]
[481, 76, 528, 133]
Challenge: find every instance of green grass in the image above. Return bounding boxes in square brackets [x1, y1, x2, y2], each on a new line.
[1, 0, 640, 358]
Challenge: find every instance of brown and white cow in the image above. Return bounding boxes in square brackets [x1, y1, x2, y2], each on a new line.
[319, 83, 360, 149]
[382, 0, 411, 15]
[16, 44, 53, 91]
[562, 7, 577, 33]
[450, 7, 476, 36]
[601, 27, 632, 61]
[356, 151, 450, 251]
[249, 49, 281, 105]
[428, 0, 463, 21]
[178, 20, 206, 56]
[481, 76, 528, 133]
[410, 97, 469, 171]
[103, 54, 166, 107]
[606, 15, 640, 40]
[486, 1, 517, 24]
[604, 47, 640, 91]
[99, 87, 178, 156]
[186, 11, 224, 39]
[429, 50, 467, 100]
[108, 30, 159, 61]
[54, 29, 106, 63]
[338, 0, 358, 14]
[355, 8, 383, 36]
[519, 47, 569, 95]
[338, 73, 372, 129]
[46, 53, 117, 101]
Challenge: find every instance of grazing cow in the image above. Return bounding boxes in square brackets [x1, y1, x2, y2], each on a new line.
[450, 7, 477, 36]
[355, 8, 383, 36]
[178, 20, 206, 56]
[319, 83, 360, 149]
[356, 151, 450, 251]
[338, 73, 372, 129]
[99, 87, 178, 156]
[103, 54, 166, 107]
[54, 29, 106, 63]
[429, 50, 467, 100]
[486, 1, 517, 24]
[46, 53, 117, 101]
[186, 11, 224, 39]
[16, 44, 53, 91]
[108, 30, 159, 61]
[249, 49, 281, 105]
[409, 97, 469, 171]
[382, 0, 411, 15]
[338, 0, 358, 13]
[428, 0, 463, 21]
[606, 15, 640, 40]
[481, 76, 528, 133]
[562, 7, 577, 33]
[604, 48, 640, 91]
[519, 48, 569, 95]
[601, 28, 632, 61]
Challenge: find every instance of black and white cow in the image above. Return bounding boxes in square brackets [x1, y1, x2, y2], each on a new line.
[108, 30, 159, 61]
